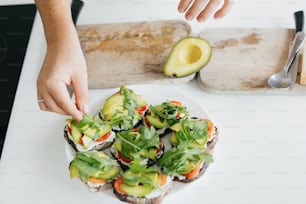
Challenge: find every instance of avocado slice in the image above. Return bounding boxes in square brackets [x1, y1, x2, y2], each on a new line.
[164, 37, 212, 77]
[93, 166, 120, 180]
[148, 148, 157, 160]
[70, 123, 82, 144]
[146, 115, 168, 129]
[169, 123, 180, 132]
[101, 94, 125, 121]
[69, 163, 80, 178]
[121, 171, 159, 196]
[82, 127, 96, 139]
[169, 133, 178, 146]
[120, 183, 154, 197]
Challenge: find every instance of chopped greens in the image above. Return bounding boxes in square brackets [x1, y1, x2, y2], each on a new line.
[69, 151, 119, 183]
[122, 159, 161, 190]
[158, 142, 213, 175]
[107, 86, 147, 130]
[116, 126, 160, 160]
[149, 101, 189, 126]
[175, 118, 210, 144]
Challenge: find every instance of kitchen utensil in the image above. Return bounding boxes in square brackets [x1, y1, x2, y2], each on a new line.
[267, 31, 305, 88]
[285, 11, 304, 88]
[71, 0, 84, 24]
[197, 28, 306, 93]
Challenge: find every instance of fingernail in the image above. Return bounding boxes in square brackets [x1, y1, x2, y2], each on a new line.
[197, 17, 204, 22]
[186, 15, 193, 21]
[178, 6, 184, 13]
[82, 104, 89, 113]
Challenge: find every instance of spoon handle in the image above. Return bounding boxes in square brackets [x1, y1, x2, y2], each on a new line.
[285, 32, 305, 73]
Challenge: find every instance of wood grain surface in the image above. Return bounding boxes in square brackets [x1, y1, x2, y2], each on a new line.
[77, 20, 194, 89]
[198, 28, 306, 93]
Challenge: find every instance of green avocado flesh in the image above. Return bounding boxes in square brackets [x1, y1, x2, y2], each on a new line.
[69, 152, 120, 181]
[102, 94, 125, 121]
[146, 115, 168, 128]
[66, 116, 110, 146]
[121, 171, 161, 196]
[120, 183, 154, 197]
[101, 86, 147, 121]
[164, 37, 212, 77]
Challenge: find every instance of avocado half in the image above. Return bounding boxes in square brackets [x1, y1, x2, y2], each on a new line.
[164, 37, 212, 77]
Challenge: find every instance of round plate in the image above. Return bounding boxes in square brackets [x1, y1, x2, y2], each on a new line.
[65, 84, 210, 196]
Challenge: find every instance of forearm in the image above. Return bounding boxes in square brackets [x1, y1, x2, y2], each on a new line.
[35, 0, 76, 46]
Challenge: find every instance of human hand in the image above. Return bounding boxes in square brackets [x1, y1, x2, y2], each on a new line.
[37, 30, 88, 121]
[178, 0, 233, 22]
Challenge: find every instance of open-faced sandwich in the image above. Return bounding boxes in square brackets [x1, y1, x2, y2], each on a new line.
[111, 125, 164, 169]
[158, 142, 213, 183]
[113, 159, 172, 204]
[100, 85, 149, 131]
[169, 117, 218, 151]
[143, 100, 189, 135]
[64, 114, 115, 152]
[69, 151, 120, 192]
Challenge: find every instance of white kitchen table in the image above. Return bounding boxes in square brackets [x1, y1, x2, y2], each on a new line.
[1, 0, 306, 204]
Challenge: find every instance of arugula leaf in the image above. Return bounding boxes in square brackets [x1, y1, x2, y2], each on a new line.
[158, 142, 213, 175]
[116, 126, 160, 160]
[70, 152, 118, 183]
[122, 159, 161, 190]
[175, 118, 209, 144]
[108, 86, 146, 130]
[74, 114, 111, 140]
[129, 158, 159, 174]
[149, 101, 189, 126]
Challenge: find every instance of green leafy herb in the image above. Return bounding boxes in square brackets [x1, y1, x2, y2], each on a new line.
[108, 86, 146, 130]
[149, 101, 189, 126]
[116, 126, 160, 160]
[122, 159, 161, 190]
[74, 114, 111, 140]
[158, 142, 213, 175]
[70, 151, 118, 183]
[175, 118, 209, 144]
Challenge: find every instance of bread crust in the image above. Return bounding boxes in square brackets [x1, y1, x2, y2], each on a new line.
[113, 177, 172, 204]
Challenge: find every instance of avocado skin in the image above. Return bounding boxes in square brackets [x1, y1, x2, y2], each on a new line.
[164, 37, 212, 77]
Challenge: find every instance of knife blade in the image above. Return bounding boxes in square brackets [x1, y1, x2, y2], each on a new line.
[288, 10, 304, 88]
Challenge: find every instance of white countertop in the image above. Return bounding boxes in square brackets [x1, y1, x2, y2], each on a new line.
[1, 0, 306, 204]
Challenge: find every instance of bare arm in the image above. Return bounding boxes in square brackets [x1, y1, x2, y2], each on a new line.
[35, 0, 88, 121]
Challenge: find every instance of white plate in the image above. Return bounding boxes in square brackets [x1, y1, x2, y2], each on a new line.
[65, 84, 211, 197]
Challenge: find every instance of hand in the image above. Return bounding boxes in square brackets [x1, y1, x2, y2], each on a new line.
[178, 0, 233, 22]
[37, 29, 88, 121]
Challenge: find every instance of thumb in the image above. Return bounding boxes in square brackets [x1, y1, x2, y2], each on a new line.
[72, 71, 89, 114]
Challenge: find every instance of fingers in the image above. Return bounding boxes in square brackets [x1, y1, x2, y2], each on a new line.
[37, 93, 67, 115]
[213, 0, 233, 19]
[197, 0, 223, 22]
[37, 81, 84, 121]
[72, 68, 89, 114]
[178, 0, 233, 22]
[178, 0, 193, 13]
[185, 0, 209, 21]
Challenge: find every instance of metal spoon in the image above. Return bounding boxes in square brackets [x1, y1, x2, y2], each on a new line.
[267, 31, 305, 88]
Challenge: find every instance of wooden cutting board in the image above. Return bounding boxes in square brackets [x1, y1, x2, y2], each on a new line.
[198, 28, 306, 93]
[77, 20, 193, 89]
